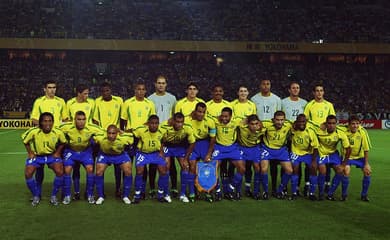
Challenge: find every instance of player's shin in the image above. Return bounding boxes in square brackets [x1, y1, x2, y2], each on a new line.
[180, 170, 189, 196]
[341, 175, 349, 197]
[361, 176, 371, 197]
[35, 167, 44, 197]
[123, 175, 133, 199]
[95, 175, 104, 198]
[318, 174, 326, 196]
[63, 174, 72, 197]
[52, 176, 63, 197]
[158, 173, 169, 197]
[253, 172, 261, 195]
[72, 164, 81, 194]
[86, 174, 94, 197]
[134, 174, 143, 199]
[328, 173, 342, 196]
[291, 174, 299, 194]
[309, 175, 318, 195]
[260, 173, 268, 193]
[26, 178, 39, 197]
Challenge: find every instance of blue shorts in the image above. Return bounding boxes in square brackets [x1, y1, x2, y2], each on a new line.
[290, 153, 313, 167]
[135, 151, 167, 167]
[212, 143, 243, 161]
[63, 147, 94, 167]
[239, 145, 261, 163]
[347, 158, 365, 168]
[25, 155, 62, 167]
[317, 152, 341, 166]
[164, 146, 186, 158]
[260, 144, 289, 162]
[189, 139, 210, 161]
[96, 152, 131, 165]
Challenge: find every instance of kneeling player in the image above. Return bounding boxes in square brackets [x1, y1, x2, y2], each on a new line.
[212, 107, 245, 201]
[59, 111, 104, 204]
[94, 125, 134, 205]
[339, 115, 372, 201]
[237, 114, 265, 200]
[22, 112, 67, 206]
[133, 115, 170, 203]
[290, 114, 319, 200]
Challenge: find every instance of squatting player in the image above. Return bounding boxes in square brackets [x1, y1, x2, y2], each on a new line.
[161, 112, 196, 203]
[94, 125, 134, 205]
[338, 115, 372, 201]
[22, 112, 66, 206]
[132, 115, 170, 203]
[59, 111, 104, 204]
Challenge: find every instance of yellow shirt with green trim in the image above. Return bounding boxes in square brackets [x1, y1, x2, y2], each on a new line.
[186, 116, 216, 140]
[59, 122, 105, 152]
[31, 96, 67, 127]
[160, 121, 196, 146]
[94, 133, 133, 155]
[314, 126, 350, 157]
[174, 97, 205, 117]
[304, 99, 335, 125]
[93, 95, 123, 129]
[337, 125, 370, 159]
[206, 99, 232, 122]
[133, 126, 165, 153]
[231, 99, 257, 121]
[237, 123, 266, 147]
[262, 120, 292, 149]
[66, 97, 95, 123]
[214, 118, 241, 146]
[290, 126, 319, 155]
[21, 127, 67, 155]
[121, 97, 156, 130]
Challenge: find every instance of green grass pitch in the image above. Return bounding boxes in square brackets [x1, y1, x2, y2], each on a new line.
[0, 129, 389, 240]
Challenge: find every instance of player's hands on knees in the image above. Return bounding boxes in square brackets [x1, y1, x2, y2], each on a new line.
[363, 164, 371, 175]
[27, 152, 36, 160]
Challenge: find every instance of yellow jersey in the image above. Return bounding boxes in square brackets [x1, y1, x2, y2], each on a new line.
[160, 121, 196, 146]
[214, 119, 240, 146]
[59, 122, 105, 152]
[338, 126, 370, 159]
[121, 97, 156, 131]
[133, 126, 165, 153]
[21, 127, 67, 155]
[31, 96, 67, 127]
[314, 127, 350, 157]
[94, 133, 133, 155]
[93, 95, 123, 129]
[290, 127, 319, 155]
[66, 97, 95, 122]
[304, 100, 335, 125]
[186, 116, 216, 140]
[262, 121, 292, 149]
[231, 99, 257, 121]
[206, 99, 232, 121]
[174, 97, 205, 117]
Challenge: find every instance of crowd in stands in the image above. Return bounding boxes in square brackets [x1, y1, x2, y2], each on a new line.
[0, 52, 388, 116]
[0, 0, 389, 42]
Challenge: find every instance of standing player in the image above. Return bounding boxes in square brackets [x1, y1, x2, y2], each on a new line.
[259, 111, 293, 200]
[175, 82, 205, 118]
[212, 107, 245, 201]
[338, 115, 372, 201]
[132, 115, 170, 204]
[206, 85, 231, 121]
[66, 84, 95, 200]
[121, 82, 156, 198]
[30, 81, 68, 199]
[314, 115, 350, 200]
[172, 82, 205, 195]
[304, 84, 336, 191]
[237, 114, 265, 200]
[66, 84, 95, 122]
[94, 125, 134, 205]
[161, 112, 196, 202]
[22, 112, 66, 206]
[147, 75, 176, 198]
[281, 82, 308, 195]
[187, 102, 216, 202]
[250, 79, 282, 196]
[59, 111, 105, 204]
[289, 114, 319, 200]
[93, 82, 124, 198]
[231, 86, 257, 197]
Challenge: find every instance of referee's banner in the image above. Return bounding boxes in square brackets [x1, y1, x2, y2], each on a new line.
[0, 119, 33, 129]
[338, 120, 382, 129]
[382, 120, 390, 129]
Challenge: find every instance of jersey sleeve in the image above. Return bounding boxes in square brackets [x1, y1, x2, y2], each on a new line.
[339, 131, 350, 149]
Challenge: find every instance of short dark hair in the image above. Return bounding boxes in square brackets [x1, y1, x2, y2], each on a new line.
[44, 80, 56, 88]
[312, 83, 324, 92]
[76, 84, 89, 94]
[274, 110, 285, 118]
[195, 102, 206, 110]
[221, 107, 233, 116]
[100, 82, 111, 89]
[75, 111, 86, 117]
[326, 115, 337, 122]
[247, 114, 260, 123]
[348, 115, 360, 123]
[148, 114, 159, 122]
[173, 112, 185, 120]
[186, 82, 198, 90]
